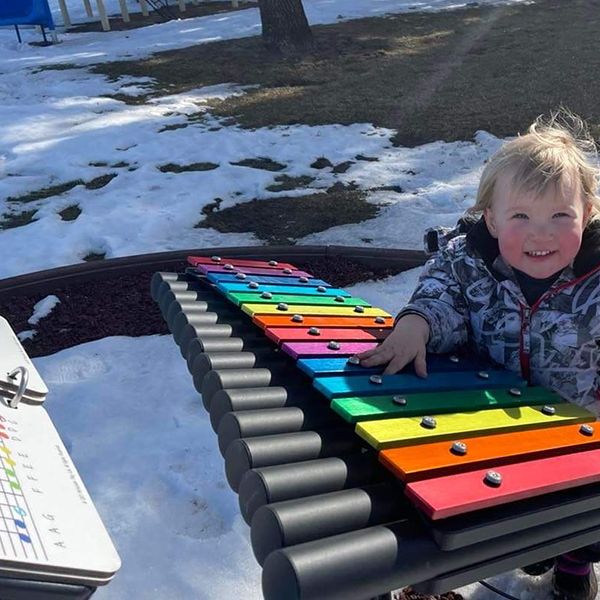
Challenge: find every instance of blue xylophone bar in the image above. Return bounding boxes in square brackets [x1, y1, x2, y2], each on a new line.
[206, 272, 331, 287]
[314, 369, 526, 400]
[296, 353, 493, 377]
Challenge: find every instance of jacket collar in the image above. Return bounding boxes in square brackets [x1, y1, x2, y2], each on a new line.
[464, 216, 600, 279]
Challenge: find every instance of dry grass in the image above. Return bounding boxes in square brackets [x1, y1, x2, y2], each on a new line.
[0, 210, 38, 230]
[158, 162, 219, 173]
[196, 187, 378, 244]
[58, 205, 82, 222]
[93, 0, 600, 146]
[7, 175, 117, 204]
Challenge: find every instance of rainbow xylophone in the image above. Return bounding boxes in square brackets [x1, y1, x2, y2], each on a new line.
[154, 255, 600, 600]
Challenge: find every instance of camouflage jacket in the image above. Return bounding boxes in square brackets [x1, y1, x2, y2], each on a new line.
[402, 217, 600, 414]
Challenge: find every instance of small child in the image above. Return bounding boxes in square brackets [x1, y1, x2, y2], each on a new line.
[357, 110, 600, 600]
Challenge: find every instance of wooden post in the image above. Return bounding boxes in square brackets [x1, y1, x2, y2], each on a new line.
[178, 0, 186, 12]
[118, 0, 131, 22]
[57, 0, 71, 27]
[139, 0, 149, 16]
[82, 0, 94, 18]
[96, 0, 110, 30]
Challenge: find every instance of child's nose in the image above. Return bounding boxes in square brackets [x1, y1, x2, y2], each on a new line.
[530, 222, 553, 239]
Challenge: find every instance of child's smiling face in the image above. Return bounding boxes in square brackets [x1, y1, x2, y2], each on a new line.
[484, 171, 591, 279]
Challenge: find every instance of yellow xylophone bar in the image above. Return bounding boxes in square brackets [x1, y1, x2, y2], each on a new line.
[242, 303, 391, 318]
[356, 403, 594, 450]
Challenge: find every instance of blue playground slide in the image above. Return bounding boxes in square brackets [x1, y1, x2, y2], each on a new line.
[0, 0, 56, 36]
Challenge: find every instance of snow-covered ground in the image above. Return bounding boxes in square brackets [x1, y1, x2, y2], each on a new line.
[1, 0, 573, 598]
[0, 0, 518, 280]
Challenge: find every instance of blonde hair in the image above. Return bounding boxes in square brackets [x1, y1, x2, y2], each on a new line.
[470, 110, 600, 220]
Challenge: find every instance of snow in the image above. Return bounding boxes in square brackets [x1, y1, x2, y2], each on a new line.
[1, 0, 579, 598]
[17, 294, 60, 340]
[38, 335, 263, 599]
[28, 294, 61, 325]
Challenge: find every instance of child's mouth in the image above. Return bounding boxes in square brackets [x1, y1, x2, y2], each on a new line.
[525, 250, 556, 258]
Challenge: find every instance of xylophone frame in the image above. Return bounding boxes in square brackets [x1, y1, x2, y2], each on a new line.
[155, 265, 600, 600]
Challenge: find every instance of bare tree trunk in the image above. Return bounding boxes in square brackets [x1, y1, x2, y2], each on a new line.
[257, 0, 313, 53]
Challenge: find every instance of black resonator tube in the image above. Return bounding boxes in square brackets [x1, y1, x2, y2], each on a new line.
[237, 453, 383, 523]
[225, 429, 359, 492]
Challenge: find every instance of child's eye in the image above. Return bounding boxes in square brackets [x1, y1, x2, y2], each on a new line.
[511, 213, 528, 219]
[553, 212, 572, 218]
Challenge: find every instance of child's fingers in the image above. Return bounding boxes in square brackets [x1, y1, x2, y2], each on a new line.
[359, 345, 394, 367]
[355, 347, 379, 360]
[383, 355, 410, 375]
[413, 349, 428, 379]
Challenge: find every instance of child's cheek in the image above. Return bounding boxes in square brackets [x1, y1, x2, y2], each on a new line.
[497, 225, 525, 269]
[557, 226, 584, 261]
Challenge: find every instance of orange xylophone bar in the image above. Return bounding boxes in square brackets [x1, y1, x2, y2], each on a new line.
[154, 262, 600, 600]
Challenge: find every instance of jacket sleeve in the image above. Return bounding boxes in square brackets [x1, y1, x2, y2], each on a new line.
[400, 240, 470, 353]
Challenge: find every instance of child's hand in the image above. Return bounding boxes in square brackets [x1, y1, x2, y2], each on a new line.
[355, 314, 430, 377]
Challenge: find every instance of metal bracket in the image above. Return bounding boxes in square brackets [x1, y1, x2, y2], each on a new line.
[6, 366, 29, 409]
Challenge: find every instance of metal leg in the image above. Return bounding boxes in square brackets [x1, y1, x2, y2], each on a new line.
[118, 0, 131, 22]
[96, 0, 110, 30]
[14, 25, 22, 43]
[58, 0, 71, 27]
[83, 0, 94, 17]
[41, 26, 48, 43]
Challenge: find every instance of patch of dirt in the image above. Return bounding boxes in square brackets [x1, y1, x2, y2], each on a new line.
[332, 161, 355, 174]
[105, 93, 150, 105]
[32, 63, 79, 73]
[7, 180, 84, 203]
[311, 158, 334, 169]
[158, 162, 219, 173]
[370, 185, 404, 194]
[159, 123, 189, 133]
[90, 161, 130, 168]
[230, 158, 287, 171]
[0, 257, 403, 358]
[85, 174, 117, 190]
[196, 187, 379, 244]
[83, 252, 106, 262]
[7, 174, 116, 203]
[266, 174, 315, 192]
[201, 198, 223, 215]
[58, 205, 82, 222]
[0, 210, 38, 230]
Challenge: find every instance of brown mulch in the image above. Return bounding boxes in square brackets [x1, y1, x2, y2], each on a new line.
[394, 588, 464, 600]
[0, 256, 403, 358]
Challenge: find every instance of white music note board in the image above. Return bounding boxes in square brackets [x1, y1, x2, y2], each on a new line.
[0, 317, 120, 586]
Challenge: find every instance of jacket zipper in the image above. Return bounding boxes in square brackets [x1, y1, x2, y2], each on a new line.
[517, 263, 600, 382]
